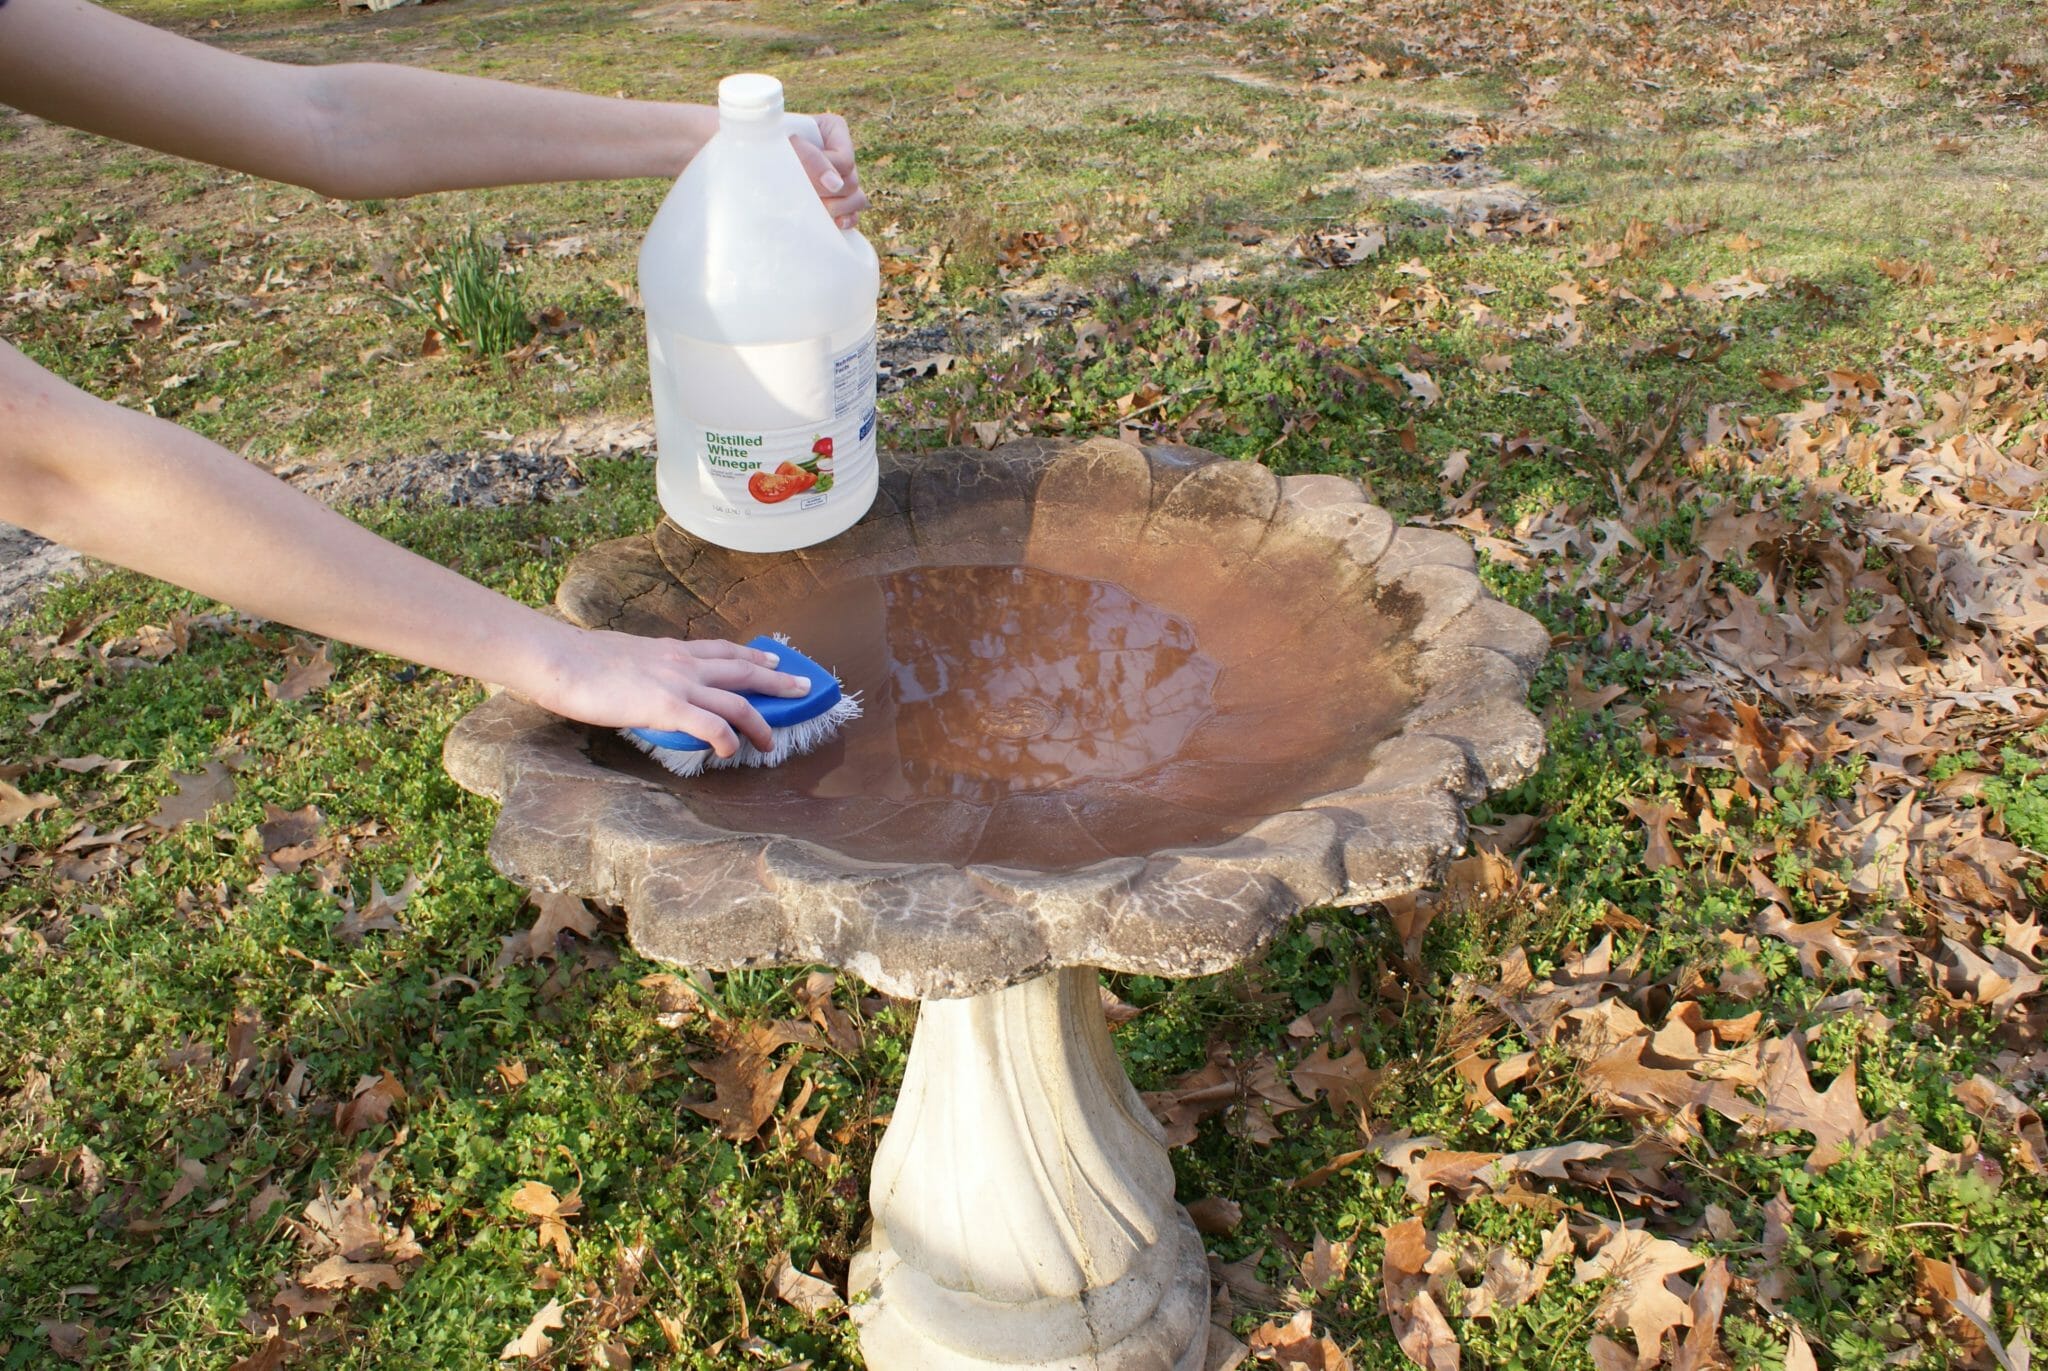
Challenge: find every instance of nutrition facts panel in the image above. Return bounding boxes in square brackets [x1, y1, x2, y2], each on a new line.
[831, 328, 877, 419]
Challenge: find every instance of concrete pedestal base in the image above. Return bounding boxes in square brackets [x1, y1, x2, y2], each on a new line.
[850, 967, 1209, 1369]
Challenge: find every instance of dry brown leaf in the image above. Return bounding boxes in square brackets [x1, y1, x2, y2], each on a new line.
[499, 1298, 564, 1361]
[767, 1250, 842, 1317]
[1380, 1219, 1459, 1371]
[794, 969, 865, 1053]
[338, 875, 418, 944]
[685, 1022, 816, 1143]
[1297, 1231, 1351, 1292]
[257, 803, 322, 858]
[1669, 1256, 1730, 1371]
[507, 1180, 581, 1263]
[1954, 1075, 2046, 1173]
[54, 754, 133, 775]
[1247, 1309, 1353, 1370]
[300, 1254, 404, 1292]
[1186, 1195, 1243, 1235]
[1574, 1225, 1704, 1369]
[497, 891, 599, 968]
[1755, 1034, 1870, 1169]
[1295, 225, 1386, 268]
[26, 689, 80, 733]
[335, 1071, 406, 1139]
[265, 640, 335, 703]
[148, 761, 235, 830]
[1290, 1043, 1385, 1120]
[1143, 1044, 1240, 1148]
[158, 1155, 208, 1212]
[40, 1320, 97, 1364]
[1623, 796, 1684, 869]
[0, 778, 57, 827]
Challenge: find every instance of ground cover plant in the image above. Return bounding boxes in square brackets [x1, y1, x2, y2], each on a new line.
[2, 0, 2045, 1366]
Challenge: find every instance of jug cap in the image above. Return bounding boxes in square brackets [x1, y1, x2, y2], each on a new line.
[718, 73, 785, 122]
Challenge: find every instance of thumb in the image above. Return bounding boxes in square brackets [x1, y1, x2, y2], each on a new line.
[789, 135, 845, 196]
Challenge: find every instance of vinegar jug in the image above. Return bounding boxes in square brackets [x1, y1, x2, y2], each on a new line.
[640, 73, 881, 552]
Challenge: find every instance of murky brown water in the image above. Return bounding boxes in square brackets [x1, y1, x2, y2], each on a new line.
[598, 564, 1413, 871]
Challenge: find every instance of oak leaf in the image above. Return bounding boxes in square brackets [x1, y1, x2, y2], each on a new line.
[265, 640, 335, 703]
[1380, 1219, 1458, 1371]
[1247, 1309, 1353, 1370]
[499, 1298, 564, 1361]
[1574, 1225, 1704, 1370]
[148, 762, 235, 830]
[766, 1250, 842, 1316]
[1186, 1196, 1243, 1235]
[1290, 1042, 1385, 1120]
[0, 778, 57, 827]
[507, 1181, 581, 1263]
[335, 1071, 406, 1139]
[1755, 1034, 1870, 1169]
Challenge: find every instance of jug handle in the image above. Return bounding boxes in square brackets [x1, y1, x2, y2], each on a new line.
[781, 114, 866, 246]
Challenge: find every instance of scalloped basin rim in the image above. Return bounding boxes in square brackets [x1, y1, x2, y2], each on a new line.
[442, 438, 1548, 999]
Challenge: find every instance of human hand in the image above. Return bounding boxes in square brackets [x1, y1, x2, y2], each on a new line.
[789, 112, 870, 229]
[527, 627, 812, 756]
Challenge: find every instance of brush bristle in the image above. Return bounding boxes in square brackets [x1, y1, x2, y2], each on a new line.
[622, 692, 862, 778]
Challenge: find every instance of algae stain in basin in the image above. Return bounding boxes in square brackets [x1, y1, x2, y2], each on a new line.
[608, 563, 1413, 872]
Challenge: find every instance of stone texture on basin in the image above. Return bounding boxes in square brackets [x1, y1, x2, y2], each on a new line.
[443, 438, 1546, 999]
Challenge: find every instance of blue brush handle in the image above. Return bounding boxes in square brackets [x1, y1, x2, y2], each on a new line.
[625, 634, 842, 754]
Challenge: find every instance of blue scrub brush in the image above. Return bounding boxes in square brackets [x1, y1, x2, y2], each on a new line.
[621, 634, 861, 778]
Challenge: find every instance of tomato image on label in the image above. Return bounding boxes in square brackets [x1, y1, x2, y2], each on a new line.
[746, 464, 818, 504]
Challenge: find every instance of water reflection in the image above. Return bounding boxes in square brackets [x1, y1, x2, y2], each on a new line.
[618, 563, 1411, 871]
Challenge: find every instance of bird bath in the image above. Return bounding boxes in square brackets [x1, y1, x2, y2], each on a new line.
[443, 438, 1546, 1369]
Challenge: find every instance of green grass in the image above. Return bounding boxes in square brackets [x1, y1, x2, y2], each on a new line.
[3, 0, 2047, 1366]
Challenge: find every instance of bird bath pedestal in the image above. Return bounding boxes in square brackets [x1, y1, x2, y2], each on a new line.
[444, 439, 1546, 1369]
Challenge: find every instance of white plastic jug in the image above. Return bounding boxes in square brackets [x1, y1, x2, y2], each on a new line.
[640, 73, 881, 553]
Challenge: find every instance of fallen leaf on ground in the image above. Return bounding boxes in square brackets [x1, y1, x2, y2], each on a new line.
[1186, 1195, 1243, 1235]
[337, 875, 417, 944]
[1754, 1033, 1871, 1169]
[686, 1022, 809, 1143]
[257, 802, 322, 858]
[265, 640, 335, 703]
[767, 1250, 842, 1316]
[1381, 1219, 1459, 1371]
[0, 778, 57, 827]
[1248, 1309, 1353, 1370]
[507, 1180, 581, 1263]
[55, 754, 133, 775]
[499, 1298, 564, 1361]
[1297, 1231, 1351, 1292]
[148, 762, 235, 830]
[1574, 1224, 1704, 1369]
[300, 1254, 404, 1292]
[497, 891, 599, 968]
[335, 1071, 405, 1139]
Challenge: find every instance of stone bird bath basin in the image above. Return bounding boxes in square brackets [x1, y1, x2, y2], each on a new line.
[444, 438, 1546, 1369]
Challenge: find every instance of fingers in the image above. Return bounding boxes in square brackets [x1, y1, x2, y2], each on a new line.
[681, 637, 783, 668]
[813, 113, 858, 183]
[692, 687, 775, 752]
[669, 702, 743, 758]
[795, 113, 868, 228]
[789, 134, 845, 197]
[693, 658, 811, 697]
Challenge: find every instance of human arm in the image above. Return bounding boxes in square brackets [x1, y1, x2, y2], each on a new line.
[0, 339, 810, 754]
[0, 0, 866, 222]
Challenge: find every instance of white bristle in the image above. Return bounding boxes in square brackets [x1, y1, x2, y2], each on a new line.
[621, 691, 862, 779]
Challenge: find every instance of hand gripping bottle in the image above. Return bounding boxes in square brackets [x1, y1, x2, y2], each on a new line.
[640, 74, 881, 552]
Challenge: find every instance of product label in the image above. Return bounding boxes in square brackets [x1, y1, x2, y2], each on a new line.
[680, 329, 877, 519]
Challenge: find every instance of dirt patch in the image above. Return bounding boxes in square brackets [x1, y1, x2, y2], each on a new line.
[1319, 156, 1541, 223]
[0, 525, 84, 628]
